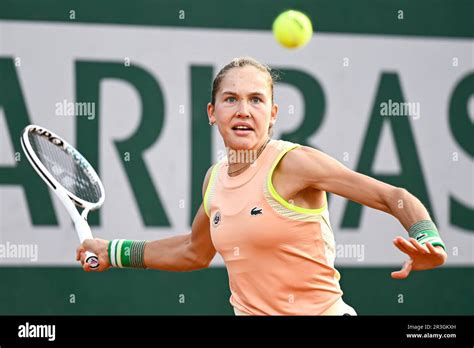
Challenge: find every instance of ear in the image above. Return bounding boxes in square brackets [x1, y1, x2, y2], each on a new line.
[270, 103, 278, 127]
[207, 103, 216, 125]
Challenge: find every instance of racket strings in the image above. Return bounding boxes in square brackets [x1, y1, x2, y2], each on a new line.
[29, 133, 102, 204]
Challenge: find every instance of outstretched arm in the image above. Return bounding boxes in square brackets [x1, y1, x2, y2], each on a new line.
[77, 166, 216, 272]
[280, 146, 447, 279]
[143, 203, 216, 271]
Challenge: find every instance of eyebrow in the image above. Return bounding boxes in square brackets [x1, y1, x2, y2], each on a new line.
[221, 91, 267, 98]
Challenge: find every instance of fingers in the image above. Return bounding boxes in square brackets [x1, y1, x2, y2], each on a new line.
[425, 241, 441, 255]
[82, 239, 96, 253]
[409, 238, 429, 254]
[80, 251, 101, 271]
[83, 262, 91, 272]
[393, 241, 411, 256]
[76, 244, 87, 268]
[393, 237, 417, 255]
[425, 242, 448, 265]
[77, 238, 110, 272]
[82, 260, 105, 272]
[76, 245, 84, 261]
[77, 242, 92, 269]
[392, 237, 447, 279]
[391, 262, 411, 279]
[425, 241, 434, 251]
[398, 238, 418, 254]
[391, 270, 406, 279]
[391, 259, 413, 280]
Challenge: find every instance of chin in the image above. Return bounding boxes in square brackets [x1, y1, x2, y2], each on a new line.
[225, 136, 257, 150]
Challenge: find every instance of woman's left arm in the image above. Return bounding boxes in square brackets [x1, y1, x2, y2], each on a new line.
[282, 146, 447, 279]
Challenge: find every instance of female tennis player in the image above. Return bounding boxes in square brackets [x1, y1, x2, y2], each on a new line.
[77, 57, 447, 315]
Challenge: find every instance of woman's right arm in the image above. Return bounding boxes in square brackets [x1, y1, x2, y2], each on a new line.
[77, 166, 216, 272]
[143, 202, 215, 271]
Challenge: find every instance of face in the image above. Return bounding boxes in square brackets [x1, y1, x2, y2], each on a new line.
[207, 66, 278, 150]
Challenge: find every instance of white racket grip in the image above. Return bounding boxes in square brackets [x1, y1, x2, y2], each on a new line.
[75, 215, 93, 243]
[54, 188, 100, 269]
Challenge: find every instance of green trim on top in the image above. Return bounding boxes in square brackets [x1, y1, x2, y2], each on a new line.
[203, 163, 219, 217]
[267, 144, 327, 215]
[0, 0, 472, 39]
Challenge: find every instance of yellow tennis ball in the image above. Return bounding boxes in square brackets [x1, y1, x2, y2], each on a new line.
[272, 10, 313, 49]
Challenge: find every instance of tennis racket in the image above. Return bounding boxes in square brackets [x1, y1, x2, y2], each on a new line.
[20, 124, 105, 269]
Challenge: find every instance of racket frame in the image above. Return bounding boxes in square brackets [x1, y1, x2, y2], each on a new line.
[20, 124, 105, 269]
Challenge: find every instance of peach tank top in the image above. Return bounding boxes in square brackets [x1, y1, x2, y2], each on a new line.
[204, 139, 343, 315]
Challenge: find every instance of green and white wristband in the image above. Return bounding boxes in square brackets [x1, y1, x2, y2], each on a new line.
[108, 239, 147, 268]
[408, 220, 446, 251]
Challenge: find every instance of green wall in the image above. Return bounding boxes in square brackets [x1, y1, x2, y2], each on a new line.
[1, 267, 472, 315]
[0, 0, 472, 38]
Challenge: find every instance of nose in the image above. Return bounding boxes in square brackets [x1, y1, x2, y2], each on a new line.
[236, 100, 251, 118]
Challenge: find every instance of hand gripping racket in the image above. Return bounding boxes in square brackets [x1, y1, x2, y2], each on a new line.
[20, 125, 105, 269]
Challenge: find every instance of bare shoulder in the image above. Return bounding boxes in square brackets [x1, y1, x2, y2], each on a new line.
[284, 145, 320, 162]
[275, 145, 344, 190]
[201, 165, 215, 199]
[272, 146, 315, 192]
[277, 145, 327, 177]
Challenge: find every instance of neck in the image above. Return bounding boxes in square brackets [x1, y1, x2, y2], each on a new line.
[227, 137, 270, 176]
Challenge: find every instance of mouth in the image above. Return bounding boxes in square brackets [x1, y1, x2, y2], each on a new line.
[231, 124, 254, 135]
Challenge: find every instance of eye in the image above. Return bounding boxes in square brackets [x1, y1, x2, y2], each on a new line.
[251, 96, 262, 104]
[225, 96, 237, 103]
